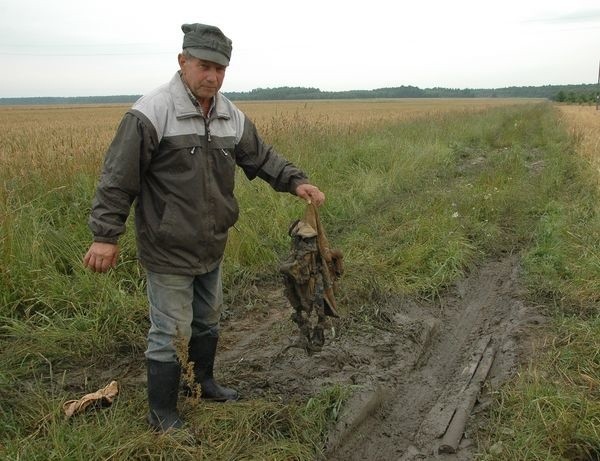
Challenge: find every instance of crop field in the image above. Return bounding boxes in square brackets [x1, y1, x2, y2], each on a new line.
[0, 99, 537, 189]
[238, 97, 542, 125]
[558, 105, 600, 184]
[1, 99, 599, 460]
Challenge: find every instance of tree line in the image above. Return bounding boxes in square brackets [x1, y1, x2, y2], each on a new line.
[1, 84, 597, 105]
[223, 84, 598, 102]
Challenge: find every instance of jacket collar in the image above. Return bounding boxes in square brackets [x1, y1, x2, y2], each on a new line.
[169, 71, 230, 120]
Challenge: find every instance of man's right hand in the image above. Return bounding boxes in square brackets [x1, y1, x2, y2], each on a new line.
[83, 242, 120, 273]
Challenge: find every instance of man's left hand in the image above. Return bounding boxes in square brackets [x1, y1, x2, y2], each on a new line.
[295, 183, 325, 207]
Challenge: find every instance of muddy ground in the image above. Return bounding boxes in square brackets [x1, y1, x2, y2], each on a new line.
[215, 254, 546, 460]
[73, 254, 544, 459]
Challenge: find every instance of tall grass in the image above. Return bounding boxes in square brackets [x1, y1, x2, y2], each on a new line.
[479, 316, 600, 460]
[1, 100, 598, 459]
[476, 106, 600, 460]
[230, 103, 570, 304]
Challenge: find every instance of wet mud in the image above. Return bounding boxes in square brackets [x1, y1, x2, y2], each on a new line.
[217, 254, 545, 460]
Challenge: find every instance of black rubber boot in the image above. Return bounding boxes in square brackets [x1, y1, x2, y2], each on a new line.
[187, 335, 239, 401]
[147, 359, 184, 431]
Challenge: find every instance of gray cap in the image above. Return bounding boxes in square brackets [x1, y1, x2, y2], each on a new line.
[181, 23, 232, 66]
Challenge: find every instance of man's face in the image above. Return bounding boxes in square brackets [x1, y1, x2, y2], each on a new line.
[178, 53, 227, 102]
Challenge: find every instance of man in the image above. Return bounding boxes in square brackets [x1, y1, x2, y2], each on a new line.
[83, 23, 325, 432]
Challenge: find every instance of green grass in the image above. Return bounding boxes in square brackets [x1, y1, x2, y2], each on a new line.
[478, 315, 600, 460]
[1, 102, 599, 459]
[1, 381, 350, 461]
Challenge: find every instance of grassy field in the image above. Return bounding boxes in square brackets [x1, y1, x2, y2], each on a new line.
[478, 105, 600, 460]
[1, 99, 598, 460]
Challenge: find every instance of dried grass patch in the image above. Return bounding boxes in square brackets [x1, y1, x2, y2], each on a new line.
[557, 105, 600, 186]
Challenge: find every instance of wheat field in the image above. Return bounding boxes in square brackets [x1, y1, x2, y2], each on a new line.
[0, 98, 539, 190]
[557, 105, 600, 185]
[237, 97, 540, 126]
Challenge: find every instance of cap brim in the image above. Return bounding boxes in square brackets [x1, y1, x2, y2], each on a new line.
[185, 47, 229, 66]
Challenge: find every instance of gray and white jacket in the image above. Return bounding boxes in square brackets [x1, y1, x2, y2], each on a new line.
[89, 72, 308, 274]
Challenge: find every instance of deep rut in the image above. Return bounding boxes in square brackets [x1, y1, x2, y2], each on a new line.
[326, 255, 543, 460]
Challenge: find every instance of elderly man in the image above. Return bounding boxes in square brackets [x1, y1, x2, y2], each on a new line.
[83, 23, 325, 431]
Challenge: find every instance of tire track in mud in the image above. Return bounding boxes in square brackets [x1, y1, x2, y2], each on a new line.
[326, 255, 544, 460]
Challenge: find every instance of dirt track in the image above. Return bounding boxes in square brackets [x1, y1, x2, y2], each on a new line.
[218, 254, 545, 460]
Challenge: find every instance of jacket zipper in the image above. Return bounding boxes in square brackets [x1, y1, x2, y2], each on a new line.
[205, 118, 212, 142]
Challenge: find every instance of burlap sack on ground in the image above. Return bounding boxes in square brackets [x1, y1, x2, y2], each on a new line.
[63, 380, 119, 418]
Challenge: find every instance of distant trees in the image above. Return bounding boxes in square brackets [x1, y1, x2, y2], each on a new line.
[224, 85, 428, 100]
[553, 89, 598, 104]
[224, 84, 599, 102]
[0, 95, 141, 105]
[2, 84, 598, 106]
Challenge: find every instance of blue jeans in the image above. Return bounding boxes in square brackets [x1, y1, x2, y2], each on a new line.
[145, 265, 223, 362]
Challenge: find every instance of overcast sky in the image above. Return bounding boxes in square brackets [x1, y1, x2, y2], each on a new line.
[1, 0, 598, 97]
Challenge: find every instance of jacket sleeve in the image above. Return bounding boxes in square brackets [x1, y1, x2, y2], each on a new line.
[234, 116, 308, 194]
[88, 112, 156, 243]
